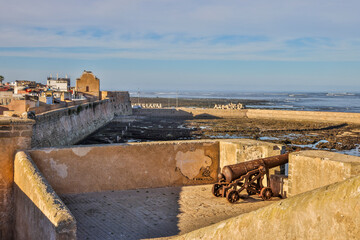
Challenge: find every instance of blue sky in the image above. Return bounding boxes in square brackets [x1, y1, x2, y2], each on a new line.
[0, 0, 359, 92]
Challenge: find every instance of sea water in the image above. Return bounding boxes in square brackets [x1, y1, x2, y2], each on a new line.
[131, 91, 360, 113]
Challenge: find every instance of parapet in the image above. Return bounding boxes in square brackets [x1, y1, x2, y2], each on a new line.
[288, 150, 360, 196]
[174, 173, 360, 239]
[14, 151, 76, 239]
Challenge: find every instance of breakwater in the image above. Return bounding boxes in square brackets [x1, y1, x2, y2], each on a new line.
[133, 108, 360, 124]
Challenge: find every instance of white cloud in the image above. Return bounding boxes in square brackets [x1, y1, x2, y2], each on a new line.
[1, 0, 360, 61]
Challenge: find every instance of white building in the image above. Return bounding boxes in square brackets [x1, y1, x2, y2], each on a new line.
[47, 75, 70, 92]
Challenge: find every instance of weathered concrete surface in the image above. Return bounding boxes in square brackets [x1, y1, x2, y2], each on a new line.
[134, 108, 360, 124]
[219, 140, 285, 187]
[219, 139, 285, 169]
[0, 117, 34, 239]
[32, 92, 132, 148]
[61, 185, 279, 240]
[171, 174, 360, 240]
[270, 174, 288, 198]
[14, 151, 76, 240]
[288, 150, 360, 196]
[28, 139, 284, 195]
[29, 140, 220, 194]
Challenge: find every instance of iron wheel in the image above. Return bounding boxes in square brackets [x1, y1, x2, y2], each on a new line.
[260, 187, 273, 201]
[212, 184, 222, 197]
[226, 189, 240, 203]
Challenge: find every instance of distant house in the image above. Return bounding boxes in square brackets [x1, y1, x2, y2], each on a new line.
[75, 70, 100, 99]
[15, 80, 36, 87]
[47, 76, 71, 92]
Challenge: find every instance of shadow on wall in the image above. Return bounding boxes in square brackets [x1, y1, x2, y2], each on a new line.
[14, 184, 75, 240]
[13, 152, 76, 240]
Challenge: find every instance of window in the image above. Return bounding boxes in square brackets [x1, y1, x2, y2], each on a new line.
[86, 86, 89, 92]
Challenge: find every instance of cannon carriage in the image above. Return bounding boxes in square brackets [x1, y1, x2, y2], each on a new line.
[212, 153, 289, 203]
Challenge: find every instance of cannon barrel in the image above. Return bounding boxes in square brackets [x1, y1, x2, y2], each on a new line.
[221, 153, 289, 182]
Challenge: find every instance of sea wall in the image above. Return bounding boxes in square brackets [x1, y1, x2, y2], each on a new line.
[173, 174, 360, 240]
[288, 150, 360, 196]
[245, 109, 360, 124]
[0, 117, 34, 239]
[31, 91, 132, 148]
[28, 139, 283, 195]
[133, 108, 360, 124]
[14, 151, 76, 240]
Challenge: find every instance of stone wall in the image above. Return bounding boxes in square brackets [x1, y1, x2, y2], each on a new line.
[173, 174, 360, 240]
[28, 139, 283, 195]
[29, 99, 90, 115]
[6, 99, 37, 113]
[0, 117, 34, 239]
[134, 108, 360, 124]
[288, 150, 360, 196]
[219, 140, 285, 189]
[31, 92, 132, 148]
[219, 139, 285, 169]
[14, 152, 76, 240]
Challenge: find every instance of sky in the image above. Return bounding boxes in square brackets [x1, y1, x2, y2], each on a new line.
[0, 0, 360, 92]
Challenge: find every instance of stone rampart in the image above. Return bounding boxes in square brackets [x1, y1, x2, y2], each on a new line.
[14, 151, 76, 240]
[0, 117, 34, 239]
[288, 150, 360, 196]
[173, 174, 360, 240]
[133, 108, 360, 124]
[28, 139, 284, 195]
[30, 99, 90, 115]
[31, 91, 132, 148]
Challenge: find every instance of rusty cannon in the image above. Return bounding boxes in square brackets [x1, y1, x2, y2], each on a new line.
[212, 153, 289, 203]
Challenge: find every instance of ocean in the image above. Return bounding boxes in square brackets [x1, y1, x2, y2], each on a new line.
[130, 91, 360, 113]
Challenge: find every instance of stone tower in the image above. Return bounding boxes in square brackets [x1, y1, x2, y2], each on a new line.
[75, 70, 100, 98]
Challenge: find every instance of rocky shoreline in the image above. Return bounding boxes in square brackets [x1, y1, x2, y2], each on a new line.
[76, 97, 360, 156]
[78, 115, 360, 157]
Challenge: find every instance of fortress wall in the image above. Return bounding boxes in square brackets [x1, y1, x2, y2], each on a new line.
[30, 99, 90, 115]
[14, 151, 76, 240]
[0, 118, 34, 239]
[31, 91, 132, 148]
[28, 139, 282, 195]
[29, 140, 220, 194]
[133, 108, 360, 124]
[219, 140, 285, 191]
[219, 139, 285, 169]
[288, 150, 360, 197]
[173, 174, 360, 240]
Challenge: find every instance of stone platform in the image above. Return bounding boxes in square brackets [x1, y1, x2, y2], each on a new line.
[61, 185, 279, 240]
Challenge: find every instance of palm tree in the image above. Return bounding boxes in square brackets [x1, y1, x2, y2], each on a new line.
[0, 75, 4, 85]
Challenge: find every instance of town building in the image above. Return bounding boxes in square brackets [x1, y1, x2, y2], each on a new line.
[47, 75, 71, 92]
[75, 70, 100, 99]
